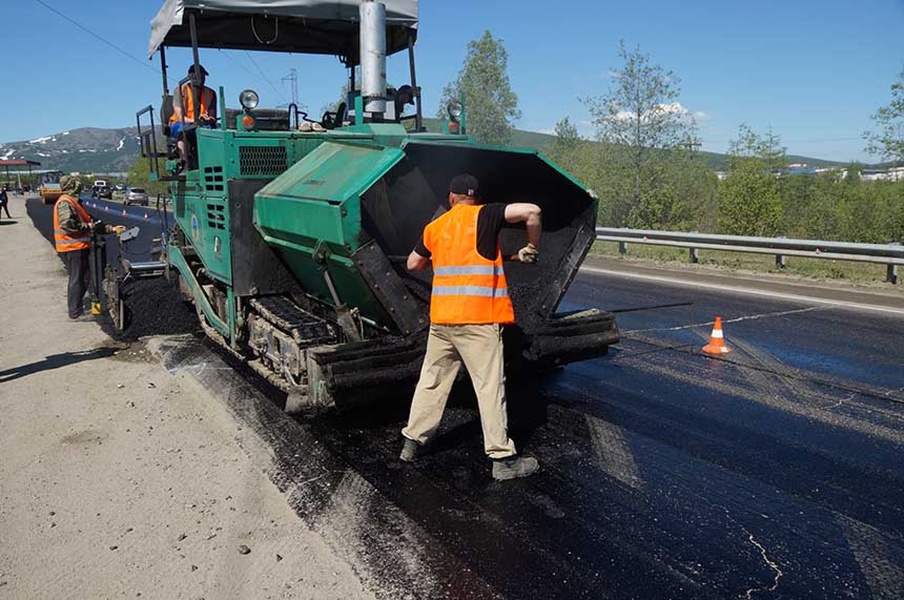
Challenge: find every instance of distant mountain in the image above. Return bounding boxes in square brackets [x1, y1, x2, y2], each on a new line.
[421, 119, 853, 170]
[0, 127, 141, 174]
[0, 122, 857, 175]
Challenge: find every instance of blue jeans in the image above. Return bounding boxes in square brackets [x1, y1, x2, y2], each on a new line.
[169, 121, 213, 138]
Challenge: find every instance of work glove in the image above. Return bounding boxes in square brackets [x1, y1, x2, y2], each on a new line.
[517, 243, 539, 264]
[106, 225, 126, 236]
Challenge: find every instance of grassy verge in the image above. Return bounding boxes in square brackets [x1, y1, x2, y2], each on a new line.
[589, 241, 901, 289]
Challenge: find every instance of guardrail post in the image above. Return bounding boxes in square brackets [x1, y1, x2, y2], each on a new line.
[618, 241, 627, 255]
[887, 264, 898, 284]
[775, 254, 786, 269]
[689, 247, 699, 264]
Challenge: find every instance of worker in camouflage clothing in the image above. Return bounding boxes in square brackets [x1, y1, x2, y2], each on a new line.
[53, 175, 123, 319]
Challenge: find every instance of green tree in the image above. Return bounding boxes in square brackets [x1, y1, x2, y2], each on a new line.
[438, 31, 520, 145]
[551, 117, 581, 156]
[582, 41, 700, 227]
[718, 125, 785, 236]
[126, 155, 168, 197]
[548, 117, 588, 177]
[729, 124, 786, 170]
[864, 70, 904, 165]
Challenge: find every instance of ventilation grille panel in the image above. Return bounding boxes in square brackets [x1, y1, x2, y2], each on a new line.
[204, 165, 224, 191]
[239, 145, 287, 176]
[207, 202, 225, 230]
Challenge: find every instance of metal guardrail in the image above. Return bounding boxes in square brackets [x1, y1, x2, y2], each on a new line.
[595, 228, 904, 284]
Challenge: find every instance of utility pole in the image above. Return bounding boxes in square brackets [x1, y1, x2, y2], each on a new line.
[282, 68, 298, 106]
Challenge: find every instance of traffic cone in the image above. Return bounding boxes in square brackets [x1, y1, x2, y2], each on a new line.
[702, 316, 732, 355]
[143, 212, 149, 221]
[122, 208, 127, 216]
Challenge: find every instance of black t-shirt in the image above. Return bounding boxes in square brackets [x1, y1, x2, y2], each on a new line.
[414, 203, 508, 261]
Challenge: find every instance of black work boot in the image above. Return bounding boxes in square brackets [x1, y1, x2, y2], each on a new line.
[400, 438, 422, 463]
[492, 455, 539, 481]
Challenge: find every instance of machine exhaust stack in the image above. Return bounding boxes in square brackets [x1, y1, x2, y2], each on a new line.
[360, 0, 387, 115]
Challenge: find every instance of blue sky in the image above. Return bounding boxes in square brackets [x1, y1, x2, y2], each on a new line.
[1, 0, 902, 162]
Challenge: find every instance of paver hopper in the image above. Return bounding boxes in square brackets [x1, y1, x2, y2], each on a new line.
[248, 132, 618, 409]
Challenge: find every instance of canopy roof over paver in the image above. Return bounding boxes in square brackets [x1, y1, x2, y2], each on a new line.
[149, 0, 419, 63]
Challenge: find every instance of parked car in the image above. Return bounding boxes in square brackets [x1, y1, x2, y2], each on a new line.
[124, 187, 149, 206]
[93, 183, 113, 199]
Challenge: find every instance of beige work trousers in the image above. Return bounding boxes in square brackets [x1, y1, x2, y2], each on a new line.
[402, 323, 517, 460]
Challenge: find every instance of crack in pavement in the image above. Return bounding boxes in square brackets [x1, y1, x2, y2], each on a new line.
[742, 526, 784, 600]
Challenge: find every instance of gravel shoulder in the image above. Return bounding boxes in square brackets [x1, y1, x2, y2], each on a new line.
[0, 197, 373, 599]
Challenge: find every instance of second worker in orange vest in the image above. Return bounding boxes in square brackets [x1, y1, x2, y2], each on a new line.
[400, 174, 542, 481]
[53, 175, 123, 319]
[170, 63, 217, 172]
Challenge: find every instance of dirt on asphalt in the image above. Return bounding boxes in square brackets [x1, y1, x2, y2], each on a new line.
[0, 195, 375, 599]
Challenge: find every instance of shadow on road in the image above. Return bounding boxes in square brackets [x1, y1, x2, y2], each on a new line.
[0, 220, 18, 226]
[0, 347, 117, 383]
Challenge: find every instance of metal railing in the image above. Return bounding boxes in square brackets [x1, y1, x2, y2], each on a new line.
[595, 228, 904, 284]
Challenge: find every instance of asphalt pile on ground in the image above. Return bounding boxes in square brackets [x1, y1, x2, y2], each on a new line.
[115, 278, 200, 341]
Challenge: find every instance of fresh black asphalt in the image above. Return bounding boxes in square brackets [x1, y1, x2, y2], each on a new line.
[26, 195, 904, 599]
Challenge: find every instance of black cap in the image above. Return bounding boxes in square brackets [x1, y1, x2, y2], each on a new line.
[188, 63, 209, 76]
[449, 174, 480, 197]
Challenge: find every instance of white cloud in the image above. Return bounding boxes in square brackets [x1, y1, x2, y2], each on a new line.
[605, 102, 704, 124]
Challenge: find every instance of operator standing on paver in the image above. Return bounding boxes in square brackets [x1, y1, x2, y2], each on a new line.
[401, 174, 542, 481]
[53, 175, 122, 320]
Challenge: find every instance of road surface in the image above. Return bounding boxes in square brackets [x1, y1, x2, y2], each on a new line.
[24, 195, 904, 599]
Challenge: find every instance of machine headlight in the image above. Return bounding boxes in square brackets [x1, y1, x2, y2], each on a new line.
[447, 100, 463, 122]
[239, 89, 260, 110]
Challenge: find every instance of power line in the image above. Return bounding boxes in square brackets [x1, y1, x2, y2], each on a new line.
[245, 51, 288, 103]
[33, 0, 159, 75]
[217, 49, 261, 82]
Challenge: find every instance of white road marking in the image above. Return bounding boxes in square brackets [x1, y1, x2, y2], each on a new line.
[581, 266, 904, 317]
[624, 307, 821, 334]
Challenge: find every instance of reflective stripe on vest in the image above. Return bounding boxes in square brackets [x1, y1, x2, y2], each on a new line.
[433, 265, 504, 276]
[52, 195, 92, 252]
[170, 84, 214, 123]
[431, 286, 510, 298]
[423, 204, 515, 325]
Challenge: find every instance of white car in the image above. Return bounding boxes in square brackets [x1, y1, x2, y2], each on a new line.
[124, 188, 149, 206]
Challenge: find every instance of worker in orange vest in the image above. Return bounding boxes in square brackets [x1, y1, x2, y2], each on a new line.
[401, 174, 542, 481]
[170, 63, 217, 172]
[53, 175, 123, 320]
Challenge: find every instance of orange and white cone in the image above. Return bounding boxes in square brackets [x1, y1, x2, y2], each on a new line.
[702, 316, 732, 355]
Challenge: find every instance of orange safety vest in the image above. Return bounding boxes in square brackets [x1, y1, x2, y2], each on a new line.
[53, 194, 92, 253]
[423, 204, 515, 325]
[170, 83, 214, 124]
